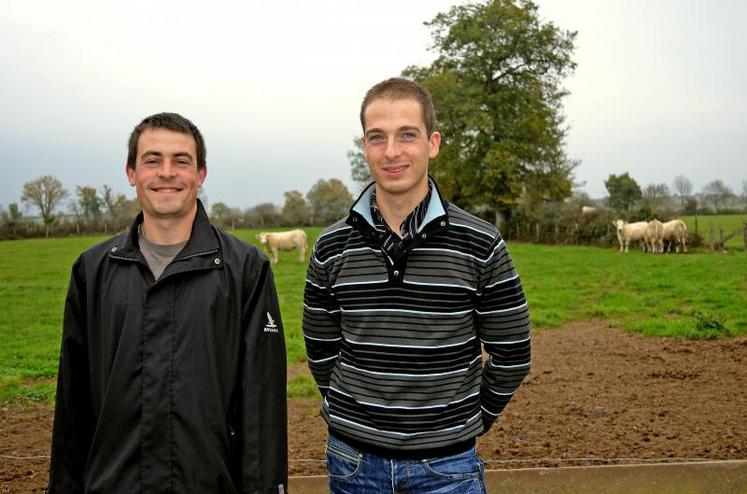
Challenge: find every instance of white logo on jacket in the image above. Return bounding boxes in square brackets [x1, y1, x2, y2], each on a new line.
[264, 312, 279, 333]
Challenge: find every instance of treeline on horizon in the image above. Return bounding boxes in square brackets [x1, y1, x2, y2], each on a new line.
[2, 170, 746, 244]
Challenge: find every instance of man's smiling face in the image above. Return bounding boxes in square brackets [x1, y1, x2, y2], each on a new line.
[126, 128, 206, 223]
[362, 97, 440, 204]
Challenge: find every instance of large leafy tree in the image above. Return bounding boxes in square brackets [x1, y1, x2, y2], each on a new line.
[605, 172, 642, 213]
[21, 175, 69, 234]
[306, 178, 353, 225]
[282, 190, 311, 226]
[400, 0, 577, 224]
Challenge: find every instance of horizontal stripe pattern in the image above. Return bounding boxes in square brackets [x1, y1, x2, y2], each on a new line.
[303, 201, 531, 454]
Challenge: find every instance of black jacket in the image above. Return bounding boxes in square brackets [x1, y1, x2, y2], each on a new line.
[49, 201, 287, 493]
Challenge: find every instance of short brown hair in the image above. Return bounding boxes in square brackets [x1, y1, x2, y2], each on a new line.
[126, 113, 206, 170]
[360, 78, 437, 136]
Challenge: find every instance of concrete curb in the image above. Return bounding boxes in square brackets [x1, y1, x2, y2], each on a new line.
[288, 460, 747, 493]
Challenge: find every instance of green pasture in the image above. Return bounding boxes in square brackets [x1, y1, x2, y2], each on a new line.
[681, 214, 747, 250]
[1, 229, 745, 403]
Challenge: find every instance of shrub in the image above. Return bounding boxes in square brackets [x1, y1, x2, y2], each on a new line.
[686, 312, 732, 340]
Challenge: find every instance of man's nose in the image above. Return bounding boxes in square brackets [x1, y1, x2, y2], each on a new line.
[157, 161, 178, 177]
[384, 138, 401, 160]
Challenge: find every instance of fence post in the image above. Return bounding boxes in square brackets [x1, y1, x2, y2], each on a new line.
[709, 224, 714, 250]
[743, 222, 747, 252]
[535, 223, 540, 242]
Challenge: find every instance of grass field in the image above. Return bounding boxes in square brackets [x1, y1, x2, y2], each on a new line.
[1, 227, 745, 403]
[681, 214, 747, 250]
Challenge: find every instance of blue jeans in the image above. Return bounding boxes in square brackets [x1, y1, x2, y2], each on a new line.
[326, 434, 487, 494]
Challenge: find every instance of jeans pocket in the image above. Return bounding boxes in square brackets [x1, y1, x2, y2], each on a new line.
[326, 436, 363, 480]
[422, 447, 482, 480]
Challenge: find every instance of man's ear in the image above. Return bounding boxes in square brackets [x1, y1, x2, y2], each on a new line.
[198, 164, 207, 186]
[428, 131, 442, 159]
[126, 164, 136, 186]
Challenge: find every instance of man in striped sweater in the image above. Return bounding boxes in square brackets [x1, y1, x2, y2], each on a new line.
[303, 78, 531, 493]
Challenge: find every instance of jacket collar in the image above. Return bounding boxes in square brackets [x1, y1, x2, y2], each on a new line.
[114, 199, 219, 260]
[347, 176, 449, 233]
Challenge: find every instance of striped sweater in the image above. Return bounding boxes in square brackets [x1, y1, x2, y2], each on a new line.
[302, 180, 531, 458]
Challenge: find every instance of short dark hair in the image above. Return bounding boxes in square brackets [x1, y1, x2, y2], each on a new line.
[126, 112, 206, 170]
[360, 78, 437, 136]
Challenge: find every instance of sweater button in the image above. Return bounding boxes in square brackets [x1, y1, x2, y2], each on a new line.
[214, 258, 221, 265]
[393, 270, 400, 277]
[421, 233, 427, 239]
[440, 221, 446, 227]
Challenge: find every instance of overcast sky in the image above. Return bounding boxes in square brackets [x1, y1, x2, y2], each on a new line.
[1, 0, 745, 214]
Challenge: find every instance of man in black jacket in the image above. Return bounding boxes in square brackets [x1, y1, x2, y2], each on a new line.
[49, 113, 288, 493]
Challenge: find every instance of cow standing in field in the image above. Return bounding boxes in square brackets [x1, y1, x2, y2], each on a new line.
[613, 219, 648, 253]
[645, 219, 664, 253]
[257, 229, 308, 263]
[581, 206, 598, 216]
[662, 219, 688, 253]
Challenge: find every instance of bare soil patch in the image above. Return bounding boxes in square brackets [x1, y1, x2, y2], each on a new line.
[3, 321, 746, 492]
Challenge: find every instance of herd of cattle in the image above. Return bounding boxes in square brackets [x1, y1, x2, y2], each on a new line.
[613, 219, 688, 254]
[254, 218, 690, 263]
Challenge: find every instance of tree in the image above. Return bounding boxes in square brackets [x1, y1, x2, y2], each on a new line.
[76, 185, 103, 221]
[640, 183, 670, 215]
[21, 175, 68, 235]
[701, 180, 734, 212]
[281, 190, 311, 226]
[401, 0, 577, 225]
[347, 138, 371, 190]
[1, 203, 23, 237]
[306, 178, 353, 225]
[672, 175, 692, 212]
[605, 173, 642, 213]
[246, 203, 281, 228]
[210, 201, 243, 229]
[101, 185, 136, 230]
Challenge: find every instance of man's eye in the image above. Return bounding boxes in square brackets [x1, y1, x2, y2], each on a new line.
[176, 160, 191, 167]
[401, 132, 417, 141]
[144, 159, 159, 166]
[368, 135, 385, 144]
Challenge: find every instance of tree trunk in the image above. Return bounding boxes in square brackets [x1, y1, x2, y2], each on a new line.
[494, 210, 505, 229]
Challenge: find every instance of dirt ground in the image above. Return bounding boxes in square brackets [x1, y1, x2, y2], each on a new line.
[2, 321, 746, 492]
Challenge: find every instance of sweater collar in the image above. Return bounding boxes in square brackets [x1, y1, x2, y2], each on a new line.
[349, 176, 448, 233]
[115, 199, 218, 260]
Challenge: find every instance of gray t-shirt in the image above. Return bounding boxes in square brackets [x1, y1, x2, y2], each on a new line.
[138, 227, 188, 280]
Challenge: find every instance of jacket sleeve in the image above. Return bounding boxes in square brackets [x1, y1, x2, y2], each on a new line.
[302, 242, 342, 397]
[475, 235, 531, 433]
[239, 259, 288, 493]
[48, 257, 95, 493]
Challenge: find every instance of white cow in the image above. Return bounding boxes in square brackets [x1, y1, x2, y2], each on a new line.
[613, 219, 648, 253]
[581, 206, 599, 216]
[661, 219, 688, 253]
[257, 229, 308, 263]
[645, 219, 664, 253]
